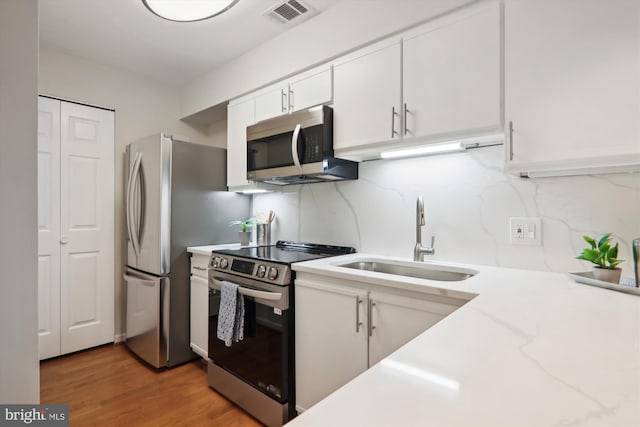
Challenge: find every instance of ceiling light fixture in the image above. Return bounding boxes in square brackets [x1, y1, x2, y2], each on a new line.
[142, 0, 240, 22]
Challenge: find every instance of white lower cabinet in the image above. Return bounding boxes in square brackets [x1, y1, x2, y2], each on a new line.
[368, 290, 460, 367]
[295, 274, 466, 412]
[189, 253, 210, 358]
[295, 282, 368, 412]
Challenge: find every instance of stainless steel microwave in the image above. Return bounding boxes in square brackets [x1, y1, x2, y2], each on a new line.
[246, 105, 358, 185]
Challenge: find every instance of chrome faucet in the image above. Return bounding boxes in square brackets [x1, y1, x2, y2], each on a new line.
[414, 196, 435, 261]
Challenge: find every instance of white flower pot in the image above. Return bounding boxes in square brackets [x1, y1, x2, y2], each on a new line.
[239, 231, 252, 246]
[592, 267, 622, 284]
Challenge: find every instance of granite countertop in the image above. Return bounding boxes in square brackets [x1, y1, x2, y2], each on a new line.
[288, 253, 640, 427]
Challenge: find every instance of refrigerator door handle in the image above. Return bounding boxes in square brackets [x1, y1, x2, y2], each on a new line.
[126, 152, 141, 258]
[130, 152, 143, 257]
[136, 153, 146, 254]
[123, 273, 156, 287]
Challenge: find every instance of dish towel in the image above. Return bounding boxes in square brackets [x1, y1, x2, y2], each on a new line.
[216, 281, 245, 347]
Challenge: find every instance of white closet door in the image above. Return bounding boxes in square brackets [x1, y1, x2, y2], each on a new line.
[59, 101, 115, 354]
[37, 97, 61, 359]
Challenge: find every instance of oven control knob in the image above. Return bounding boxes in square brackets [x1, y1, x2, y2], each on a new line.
[267, 267, 278, 281]
[211, 257, 220, 268]
[219, 257, 228, 269]
[256, 265, 266, 278]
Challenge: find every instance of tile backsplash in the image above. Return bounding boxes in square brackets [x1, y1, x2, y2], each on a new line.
[253, 146, 640, 277]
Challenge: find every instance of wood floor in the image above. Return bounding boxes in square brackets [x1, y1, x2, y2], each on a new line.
[40, 343, 263, 426]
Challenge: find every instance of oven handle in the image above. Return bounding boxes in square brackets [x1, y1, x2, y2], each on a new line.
[210, 278, 282, 301]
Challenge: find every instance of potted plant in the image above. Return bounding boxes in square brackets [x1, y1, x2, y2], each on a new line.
[230, 217, 255, 246]
[577, 233, 624, 283]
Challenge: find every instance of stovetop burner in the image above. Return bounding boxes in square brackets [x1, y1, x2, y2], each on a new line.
[215, 240, 356, 265]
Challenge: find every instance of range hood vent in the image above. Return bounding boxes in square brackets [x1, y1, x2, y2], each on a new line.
[265, 0, 316, 24]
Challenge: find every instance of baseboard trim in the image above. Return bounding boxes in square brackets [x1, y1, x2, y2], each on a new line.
[114, 333, 126, 343]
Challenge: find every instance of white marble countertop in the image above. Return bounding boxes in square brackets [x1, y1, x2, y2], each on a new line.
[186, 243, 242, 256]
[288, 253, 640, 427]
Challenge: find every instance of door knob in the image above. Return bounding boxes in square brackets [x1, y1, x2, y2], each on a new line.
[60, 237, 69, 244]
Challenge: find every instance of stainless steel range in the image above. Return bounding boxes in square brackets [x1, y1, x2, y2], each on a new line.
[207, 241, 355, 427]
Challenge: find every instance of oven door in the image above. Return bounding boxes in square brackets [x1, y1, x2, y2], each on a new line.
[208, 275, 292, 403]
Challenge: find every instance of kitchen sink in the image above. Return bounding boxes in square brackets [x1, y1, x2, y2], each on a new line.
[337, 260, 477, 282]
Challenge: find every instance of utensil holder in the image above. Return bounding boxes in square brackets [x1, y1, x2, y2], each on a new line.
[257, 223, 271, 246]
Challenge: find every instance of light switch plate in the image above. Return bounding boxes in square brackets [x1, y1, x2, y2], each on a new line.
[509, 217, 542, 246]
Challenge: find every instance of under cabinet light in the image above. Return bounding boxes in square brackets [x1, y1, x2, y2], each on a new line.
[381, 142, 465, 159]
[239, 189, 269, 194]
[379, 133, 504, 160]
[142, 0, 239, 22]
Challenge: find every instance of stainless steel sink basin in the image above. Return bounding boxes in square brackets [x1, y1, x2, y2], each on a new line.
[338, 260, 477, 282]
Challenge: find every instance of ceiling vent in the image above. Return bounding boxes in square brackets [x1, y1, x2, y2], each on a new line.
[264, 0, 317, 25]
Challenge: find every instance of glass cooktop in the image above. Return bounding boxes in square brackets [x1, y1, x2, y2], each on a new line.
[214, 240, 356, 265]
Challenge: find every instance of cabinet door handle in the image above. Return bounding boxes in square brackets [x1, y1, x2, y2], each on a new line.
[355, 296, 363, 333]
[391, 106, 399, 138]
[508, 121, 514, 161]
[368, 299, 376, 337]
[281, 89, 287, 113]
[403, 103, 410, 136]
[288, 88, 294, 112]
[60, 236, 68, 245]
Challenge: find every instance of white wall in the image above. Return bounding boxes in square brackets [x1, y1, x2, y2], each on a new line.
[181, 0, 473, 117]
[0, 0, 39, 403]
[254, 147, 640, 278]
[38, 48, 225, 338]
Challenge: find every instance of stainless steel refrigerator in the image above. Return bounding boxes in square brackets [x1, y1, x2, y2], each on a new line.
[123, 133, 250, 368]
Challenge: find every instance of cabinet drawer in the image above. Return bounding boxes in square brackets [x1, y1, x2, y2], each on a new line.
[190, 254, 210, 278]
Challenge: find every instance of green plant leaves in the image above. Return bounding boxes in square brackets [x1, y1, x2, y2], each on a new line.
[577, 234, 624, 269]
[598, 233, 612, 248]
[609, 243, 618, 259]
[577, 248, 599, 262]
[583, 235, 596, 249]
[229, 217, 256, 232]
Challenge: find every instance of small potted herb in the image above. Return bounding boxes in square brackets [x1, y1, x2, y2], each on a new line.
[230, 217, 255, 246]
[577, 233, 624, 283]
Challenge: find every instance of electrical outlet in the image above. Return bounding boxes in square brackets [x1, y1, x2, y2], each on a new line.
[509, 217, 542, 246]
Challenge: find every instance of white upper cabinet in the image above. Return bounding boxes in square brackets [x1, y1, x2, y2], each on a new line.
[254, 67, 333, 123]
[332, 1, 502, 160]
[504, 0, 640, 176]
[288, 68, 333, 113]
[403, 2, 501, 140]
[254, 82, 288, 123]
[227, 98, 255, 189]
[333, 40, 402, 153]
